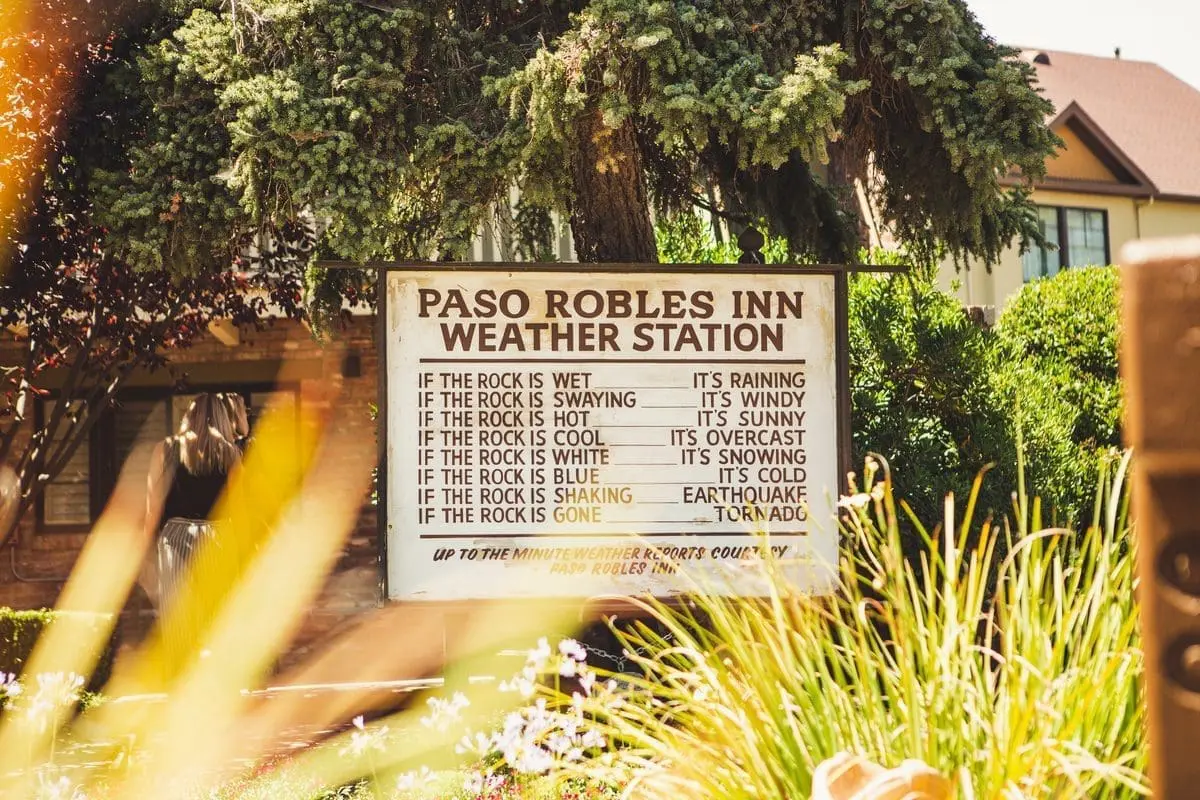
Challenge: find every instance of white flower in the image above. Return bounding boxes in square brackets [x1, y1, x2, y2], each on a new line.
[420, 691, 469, 731]
[546, 733, 573, 755]
[395, 766, 433, 792]
[558, 638, 587, 662]
[34, 771, 86, 800]
[580, 729, 606, 750]
[463, 771, 507, 794]
[20, 673, 85, 733]
[0, 671, 21, 700]
[34, 672, 84, 705]
[463, 771, 485, 794]
[456, 730, 495, 757]
[837, 492, 872, 510]
[515, 744, 554, 774]
[483, 689, 612, 776]
[527, 637, 551, 669]
[339, 714, 388, 758]
[499, 664, 538, 698]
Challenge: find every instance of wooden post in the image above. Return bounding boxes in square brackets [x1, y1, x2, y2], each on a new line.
[1121, 236, 1200, 796]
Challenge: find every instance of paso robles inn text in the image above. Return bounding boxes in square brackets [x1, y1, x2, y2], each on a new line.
[420, 287, 802, 353]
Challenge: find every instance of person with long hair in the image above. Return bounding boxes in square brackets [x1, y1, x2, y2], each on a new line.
[221, 393, 250, 450]
[142, 393, 242, 610]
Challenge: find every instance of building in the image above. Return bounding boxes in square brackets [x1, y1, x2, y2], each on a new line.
[938, 48, 1200, 308]
[0, 315, 384, 666]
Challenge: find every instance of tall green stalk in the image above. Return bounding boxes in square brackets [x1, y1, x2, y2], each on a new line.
[569, 455, 1146, 800]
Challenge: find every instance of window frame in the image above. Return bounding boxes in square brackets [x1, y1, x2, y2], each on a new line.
[36, 382, 298, 533]
[1024, 204, 1111, 281]
[34, 399, 100, 531]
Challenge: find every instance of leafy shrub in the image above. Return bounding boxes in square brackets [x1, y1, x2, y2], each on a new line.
[848, 270, 1014, 540]
[0, 608, 115, 693]
[997, 266, 1119, 395]
[575, 458, 1144, 800]
[848, 263, 1121, 534]
[993, 266, 1121, 524]
[654, 211, 793, 264]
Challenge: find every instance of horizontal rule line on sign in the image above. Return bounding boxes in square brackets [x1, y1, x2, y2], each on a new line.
[627, 482, 699, 485]
[599, 425, 681, 429]
[606, 443, 674, 447]
[417, 532, 810, 540]
[417, 358, 809, 365]
[617, 463, 677, 467]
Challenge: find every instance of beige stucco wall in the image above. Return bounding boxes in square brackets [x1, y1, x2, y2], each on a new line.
[937, 191, 1200, 311]
[1136, 199, 1200, 240]
[1050, 127, 1120, 183]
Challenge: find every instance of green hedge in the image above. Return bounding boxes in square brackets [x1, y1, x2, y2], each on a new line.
[848, 270, 1015, 545]
[992, 266, 1122, 525]
[996, 264, 1120, 448]
[848, 264, 1122, 536]
[0, 608, 116, 694]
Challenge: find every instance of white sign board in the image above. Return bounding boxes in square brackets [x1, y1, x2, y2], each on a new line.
[383, 267, 843, 602]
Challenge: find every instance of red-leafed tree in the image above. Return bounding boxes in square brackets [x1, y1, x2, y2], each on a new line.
[0, 257, 306, 545]
[0, 0, 307, 545]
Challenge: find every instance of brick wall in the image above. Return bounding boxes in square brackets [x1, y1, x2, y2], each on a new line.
[0, 316, 384, 671]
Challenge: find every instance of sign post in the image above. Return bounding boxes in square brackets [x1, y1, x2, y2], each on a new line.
[373, 263, 852, 605]
[1121, 237, 1200, 797]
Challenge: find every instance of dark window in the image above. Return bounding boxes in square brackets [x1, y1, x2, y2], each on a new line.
[38, 385, 296, 530]
[1023, 205, 1110, 281]
[39, 400, 92, 527]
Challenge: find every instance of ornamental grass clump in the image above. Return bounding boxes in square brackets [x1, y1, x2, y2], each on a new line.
[563, 455, 1145, 800]
[0, 372, 587, 800]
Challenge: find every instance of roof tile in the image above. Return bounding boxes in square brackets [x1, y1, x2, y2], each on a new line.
[1022, 49, 1200, 200]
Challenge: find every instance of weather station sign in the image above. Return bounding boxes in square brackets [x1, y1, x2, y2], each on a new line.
[377, 265, 849, 603]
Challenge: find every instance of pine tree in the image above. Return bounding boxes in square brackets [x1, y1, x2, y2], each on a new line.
[94, 0, 1057, 268]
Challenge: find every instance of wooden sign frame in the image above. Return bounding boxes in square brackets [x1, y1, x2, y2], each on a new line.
[343, 259, 892, 612]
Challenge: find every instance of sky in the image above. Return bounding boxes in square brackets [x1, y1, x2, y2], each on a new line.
[967, 0, 1200, 90]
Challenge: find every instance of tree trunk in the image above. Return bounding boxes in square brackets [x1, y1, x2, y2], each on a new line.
[569, 108, 657, 263]
[827, 139, 871, 252]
